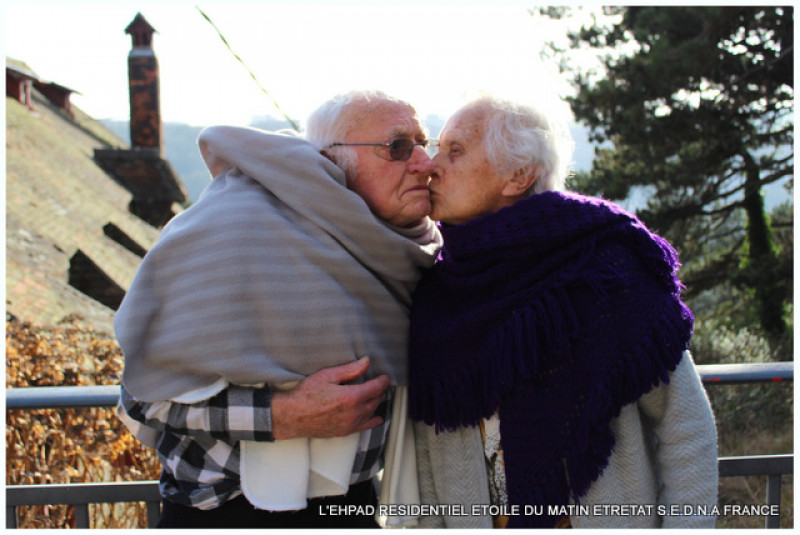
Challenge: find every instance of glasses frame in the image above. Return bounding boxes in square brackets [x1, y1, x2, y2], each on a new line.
[326, 138, 432, 162]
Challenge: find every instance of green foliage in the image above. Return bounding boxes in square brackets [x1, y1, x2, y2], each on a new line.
[544, 6, 793, 339]
[685, 198, 793, 358]
[691, 322, 792, 432]
[688, 321, 793, 528]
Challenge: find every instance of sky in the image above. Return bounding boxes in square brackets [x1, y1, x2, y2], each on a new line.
[3, 1, 593, 129]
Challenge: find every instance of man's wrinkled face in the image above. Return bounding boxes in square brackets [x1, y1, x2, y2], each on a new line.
[340, 102, 434, 228]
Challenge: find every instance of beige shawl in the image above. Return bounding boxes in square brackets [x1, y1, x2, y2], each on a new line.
[117, 126, 441, 401]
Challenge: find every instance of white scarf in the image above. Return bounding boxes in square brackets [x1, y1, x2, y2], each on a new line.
[116, 125, 440, 510]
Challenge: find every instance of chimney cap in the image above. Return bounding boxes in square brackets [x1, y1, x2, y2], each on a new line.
[125, 12, 158, 41]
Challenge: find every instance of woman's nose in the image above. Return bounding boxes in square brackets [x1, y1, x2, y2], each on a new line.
[428, 151, 446, 177]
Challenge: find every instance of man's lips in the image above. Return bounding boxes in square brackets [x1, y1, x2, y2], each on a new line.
[406, 185, 431, 193]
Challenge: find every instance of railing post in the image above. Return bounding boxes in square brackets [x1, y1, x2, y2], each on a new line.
[147, 501, 161, 528]
[765, 474, 782, 529]
[74, 504, 90, 529]
[6, 506, 18, 529]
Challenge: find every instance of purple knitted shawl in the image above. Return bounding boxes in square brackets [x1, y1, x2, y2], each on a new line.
[408, 191, 694, 528]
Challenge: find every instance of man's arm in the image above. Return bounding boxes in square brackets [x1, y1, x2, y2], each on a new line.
[122, 357, 389, 442]
[121, 382, 275, 442]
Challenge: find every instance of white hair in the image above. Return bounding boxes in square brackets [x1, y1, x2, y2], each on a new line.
[304, 89, 417, 178]
[465, 95, 574, 195]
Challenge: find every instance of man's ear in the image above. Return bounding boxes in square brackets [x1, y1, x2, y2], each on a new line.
[502, 167, 538, 197]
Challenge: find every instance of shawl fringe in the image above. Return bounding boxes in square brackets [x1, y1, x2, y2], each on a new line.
[503, 301, 689, 528]
[566, 298, 690, 500]
[409, 285, 579, 431]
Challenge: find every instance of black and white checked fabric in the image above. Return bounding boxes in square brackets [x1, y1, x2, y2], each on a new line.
[121, 386, 390, 510]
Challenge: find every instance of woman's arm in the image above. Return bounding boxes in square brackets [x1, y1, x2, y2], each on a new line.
[637, 351, 719, 528]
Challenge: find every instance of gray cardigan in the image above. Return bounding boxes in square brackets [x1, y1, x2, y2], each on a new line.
[414, 351, 718, 528]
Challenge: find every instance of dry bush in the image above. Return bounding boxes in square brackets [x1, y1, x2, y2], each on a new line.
[6, 317, 162, 528]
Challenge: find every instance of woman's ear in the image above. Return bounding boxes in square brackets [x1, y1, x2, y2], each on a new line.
[502, 167, 538, 198]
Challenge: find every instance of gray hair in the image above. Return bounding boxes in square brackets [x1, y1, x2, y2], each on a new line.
[305, 89, 416, 178]
[466, 95, 573, 195]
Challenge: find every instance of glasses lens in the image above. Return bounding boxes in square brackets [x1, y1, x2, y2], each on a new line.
[388, 138, 415, 161]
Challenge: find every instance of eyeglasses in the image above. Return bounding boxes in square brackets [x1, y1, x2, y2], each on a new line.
[326, 138, 432, 162]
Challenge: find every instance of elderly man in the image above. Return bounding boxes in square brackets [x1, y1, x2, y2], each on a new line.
[116, 90, 441, 528]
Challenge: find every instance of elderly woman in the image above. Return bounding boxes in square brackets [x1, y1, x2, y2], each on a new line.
[408, 95, 718, 529]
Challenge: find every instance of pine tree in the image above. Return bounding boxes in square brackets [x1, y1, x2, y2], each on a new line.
[545, 6, 793, 341]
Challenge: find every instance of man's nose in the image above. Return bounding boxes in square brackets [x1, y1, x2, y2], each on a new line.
[407, 146, 434, 174]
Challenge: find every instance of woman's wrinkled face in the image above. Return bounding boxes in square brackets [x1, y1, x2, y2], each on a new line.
[429, 105, 515, 225]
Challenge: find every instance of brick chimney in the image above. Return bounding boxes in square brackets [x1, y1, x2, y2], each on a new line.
[94, 12, 187, 228]
[125, 13, 163, 155]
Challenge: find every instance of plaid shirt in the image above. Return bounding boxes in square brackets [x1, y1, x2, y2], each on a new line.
[120, 385, 390, 510]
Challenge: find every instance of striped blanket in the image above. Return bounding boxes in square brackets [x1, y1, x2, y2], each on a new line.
[117, 125, 442, 402]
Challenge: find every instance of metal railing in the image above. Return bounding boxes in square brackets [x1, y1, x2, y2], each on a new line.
[700, 361, 793, 529]
[6, 362, 794, 529]
[6, 481, 161, 529]
[718, 454, 793, 528]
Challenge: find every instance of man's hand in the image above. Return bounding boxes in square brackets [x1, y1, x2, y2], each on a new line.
[270, 357, 390, 440]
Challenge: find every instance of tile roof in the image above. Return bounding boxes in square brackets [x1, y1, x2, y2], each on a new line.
[6, 87, 177, 334]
